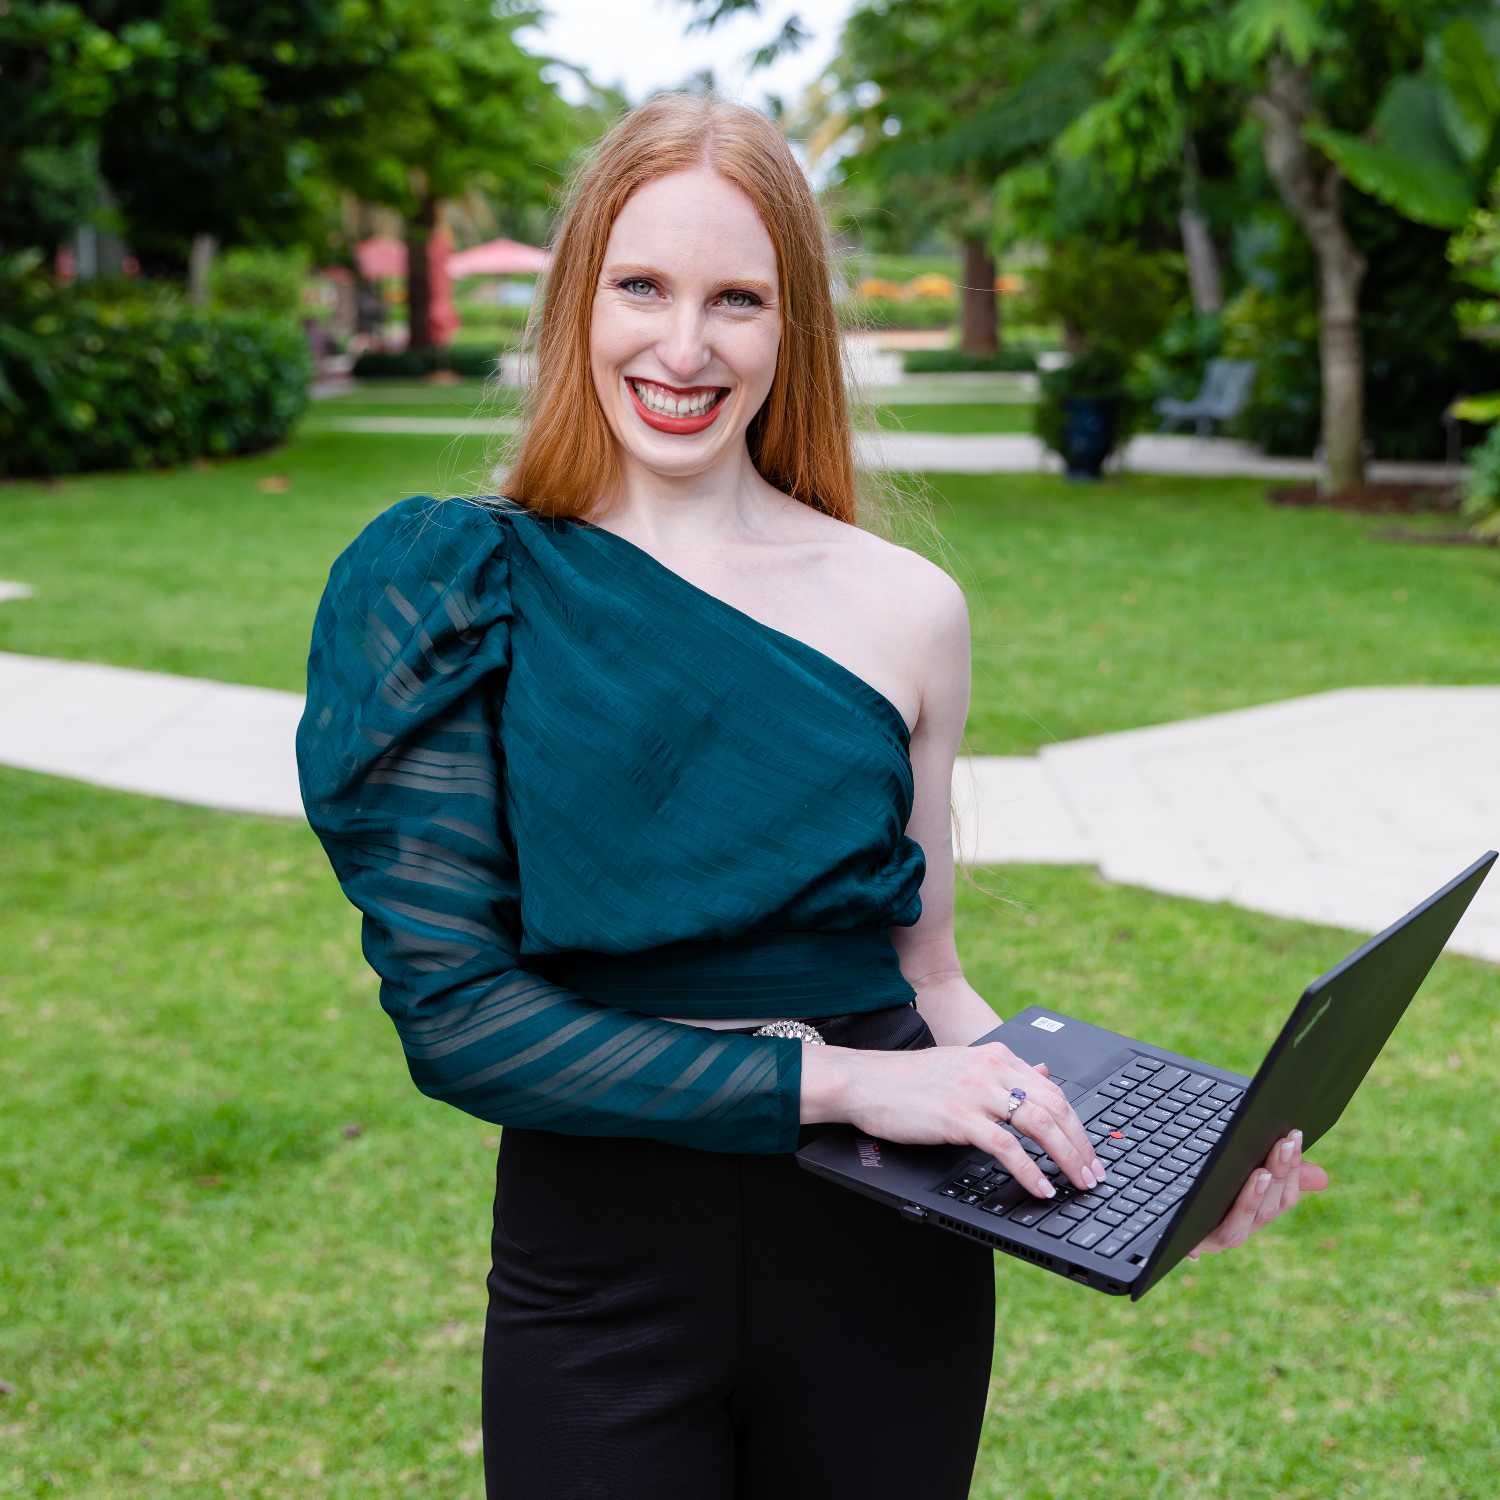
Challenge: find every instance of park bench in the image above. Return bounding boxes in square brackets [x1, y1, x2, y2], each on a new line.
[1154, 358, 1257, 437]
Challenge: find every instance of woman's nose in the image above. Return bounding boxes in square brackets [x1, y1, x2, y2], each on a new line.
[657, 308, 710, 378]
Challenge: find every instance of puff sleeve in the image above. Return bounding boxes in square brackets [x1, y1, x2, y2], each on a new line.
[294, 494, 806, 1154]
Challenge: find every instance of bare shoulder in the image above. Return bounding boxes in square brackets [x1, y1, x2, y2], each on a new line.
[798, 507, 965, 625]
[804, 511, 969, 735]
[842, 523, 969, 649]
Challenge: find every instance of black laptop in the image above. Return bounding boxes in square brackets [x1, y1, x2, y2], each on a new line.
[796, 851, 1495, 1301]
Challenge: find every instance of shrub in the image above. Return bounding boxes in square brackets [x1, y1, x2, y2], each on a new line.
[0, 272, 312, 478]
[1459, 421, 1500, 536]
[1028, 240, 1181, 358]
[902, 347, 1039, 374]
[1218, 283, 1320, 453]
[207, 246, 309, 323]
[349, 343, 509, 380]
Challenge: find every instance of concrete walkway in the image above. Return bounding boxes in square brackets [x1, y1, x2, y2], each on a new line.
[1, 649, 1494, 965]
[300, 413, 1467, 485]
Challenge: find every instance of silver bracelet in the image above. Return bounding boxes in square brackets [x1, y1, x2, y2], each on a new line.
[750, 1019, 827, 1045]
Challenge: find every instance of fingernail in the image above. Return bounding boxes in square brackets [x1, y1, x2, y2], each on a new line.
[1083, 1167, 1098, 1188]
[1095, 1164, 1109, 1182]
[1257, 1171, 1272, 1192]
[1040, 1179, 1056, 1198]
[1279, 1139, 1295, 1163]
[1291, 1129, 1304, 1149]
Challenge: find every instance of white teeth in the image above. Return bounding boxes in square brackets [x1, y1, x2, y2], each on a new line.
[630, 379, 721, 418]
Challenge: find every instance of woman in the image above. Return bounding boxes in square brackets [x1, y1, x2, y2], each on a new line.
[295, 92, 1327, 1499]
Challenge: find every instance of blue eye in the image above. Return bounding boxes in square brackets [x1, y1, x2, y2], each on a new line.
[615, 277, 761, 309]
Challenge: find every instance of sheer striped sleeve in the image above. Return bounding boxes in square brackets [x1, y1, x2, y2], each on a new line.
[294, 494, 805, 1154]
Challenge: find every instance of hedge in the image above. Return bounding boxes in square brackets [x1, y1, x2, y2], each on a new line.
[0, 279, 313, 479]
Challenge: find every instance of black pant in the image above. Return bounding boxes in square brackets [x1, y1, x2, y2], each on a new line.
[481, 1001, 997, 1498]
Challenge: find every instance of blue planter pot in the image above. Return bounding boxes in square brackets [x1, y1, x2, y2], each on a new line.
[1060, 395, 1120, 480]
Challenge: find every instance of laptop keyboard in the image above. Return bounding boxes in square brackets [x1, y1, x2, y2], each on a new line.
[931, 1056, 1245, 1261]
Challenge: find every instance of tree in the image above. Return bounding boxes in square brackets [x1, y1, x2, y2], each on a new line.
[1057, 0, 1464, 495]
[61, 1, 403, 298]
[0, 5, 130, 264]
[316, 0, 578, 350]
[832, 1, 1123, 356]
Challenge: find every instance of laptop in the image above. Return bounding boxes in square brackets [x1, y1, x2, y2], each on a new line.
[796, 850, 1496, 1301]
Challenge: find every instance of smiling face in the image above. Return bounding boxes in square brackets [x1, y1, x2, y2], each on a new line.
[589, 167, 782, 483]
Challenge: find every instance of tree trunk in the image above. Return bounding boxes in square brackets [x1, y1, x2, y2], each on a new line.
[1316, 237, 1367, 495]
[960, 235, 999, 357]
[188, 232, 217, 309]
[1179, 132, 1223, 314]
[404, 192, 438, 352]
[1250, 54, 1368, 494]
[1180, 208, 1223, 314]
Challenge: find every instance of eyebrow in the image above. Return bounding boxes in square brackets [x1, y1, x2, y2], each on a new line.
[603, 262, 776, 299]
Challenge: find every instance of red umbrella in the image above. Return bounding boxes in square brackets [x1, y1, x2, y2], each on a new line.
[447, 238, 552, 277]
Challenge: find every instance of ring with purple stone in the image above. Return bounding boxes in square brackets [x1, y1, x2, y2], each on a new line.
[995, 1086, 1027, 1124]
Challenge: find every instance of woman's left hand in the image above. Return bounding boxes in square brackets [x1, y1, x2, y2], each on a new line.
[1184, 1127, 1330, 1260]
[1029, 1065, 1331, 1261]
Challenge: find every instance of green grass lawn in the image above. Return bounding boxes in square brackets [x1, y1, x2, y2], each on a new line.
[868, 401, 1035, 434]
[1, 410, 1496, 1497]
[2, 769, 1494, 1498]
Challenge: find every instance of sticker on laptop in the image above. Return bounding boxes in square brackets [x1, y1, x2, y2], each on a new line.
[1030, 1017, 1064, 1032]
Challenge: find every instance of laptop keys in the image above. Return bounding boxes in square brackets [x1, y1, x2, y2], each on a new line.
[1009, 1202, 1053, 1227]
[1067, 1220, 1110, 1249]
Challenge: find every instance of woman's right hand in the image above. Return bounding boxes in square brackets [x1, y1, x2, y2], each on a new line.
[841, 1042, 1106, 1197]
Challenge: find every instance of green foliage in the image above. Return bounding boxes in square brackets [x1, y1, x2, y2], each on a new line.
[1027, 239, 1182, 359]
[816, 0, 1116, 265]
[451, 297, 534, 334]
[836, 296, 959, 330]
[1137, 307, 1229, 408]
[206, 246, 312, 323]
[1459, 422, 1500, 534]
[1218, 187, 1500, 460]
[1305, 14, 1500, 232]
[902, 348, 1039, 374]
[1449, 170, 1500, 342]
[350, 345, 505, 380]
[1452, 389, 1500, 422]
[1219, 282, 1323, 454]
[0, 274, 312, 478]
[1308, 78, 1473, 228]
[853, 252, 980, 283]
[1226, 0, 1333, 67]
[0, 3, 129, 254]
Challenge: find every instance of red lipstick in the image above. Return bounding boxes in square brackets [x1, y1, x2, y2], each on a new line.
[625, 377, 729, 435]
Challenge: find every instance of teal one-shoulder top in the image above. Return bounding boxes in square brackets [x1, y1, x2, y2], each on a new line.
[295, 493, 926, 1154]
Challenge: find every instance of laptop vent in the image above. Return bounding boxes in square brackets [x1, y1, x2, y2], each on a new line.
[931, 1213, 1056, 1269]
[930, 1213, 1129, 1293]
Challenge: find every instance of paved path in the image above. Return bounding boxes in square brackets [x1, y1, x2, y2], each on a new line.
[300, 413, 1467, 484]
[1, 650, 1494, 965]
